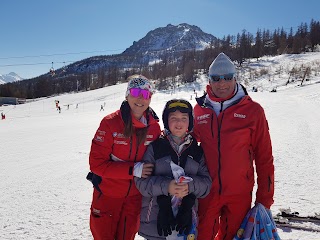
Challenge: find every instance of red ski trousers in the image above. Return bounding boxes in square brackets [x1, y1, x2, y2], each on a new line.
[197, 192, 252, 240]
[90, 189, 142, 240]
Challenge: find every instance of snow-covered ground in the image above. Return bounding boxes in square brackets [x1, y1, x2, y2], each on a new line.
[1, 53, 320, 239]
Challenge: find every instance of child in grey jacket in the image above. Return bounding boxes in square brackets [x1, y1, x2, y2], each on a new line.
[135, 99, 212, 240]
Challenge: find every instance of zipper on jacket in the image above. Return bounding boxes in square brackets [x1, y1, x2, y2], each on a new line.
[168, 137, 192, 167]
[216, 102, 237, 195]
[210, 114, 214, 138]
[177, 148, 192, 167]
[122, 216, 127, 240]
[171, 148, 182, 166]
[128, 136, 133, 159]
[125, 136, 135, 197]
[219, 102, 223, 113]
[217, 113, 224, 195]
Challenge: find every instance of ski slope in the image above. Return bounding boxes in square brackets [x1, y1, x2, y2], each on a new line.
[1, 55, 320, 239]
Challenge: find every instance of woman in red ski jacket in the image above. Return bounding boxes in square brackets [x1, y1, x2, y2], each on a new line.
[88, 75, 161, 240]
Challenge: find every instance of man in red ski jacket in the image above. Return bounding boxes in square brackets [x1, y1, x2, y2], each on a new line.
[193, 53, 274, 240]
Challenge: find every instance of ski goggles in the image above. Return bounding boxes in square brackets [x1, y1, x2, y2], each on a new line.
[209, 73, 235, 82]
[167, 100, 191, 113]
[168, 101, 189, 109]
[129, 88, 152, 99]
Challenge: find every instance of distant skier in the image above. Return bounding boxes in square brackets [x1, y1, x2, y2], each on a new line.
[100, 105, 104, 111]
[55, 100, 59, 109]
[1, 112, 5, 120]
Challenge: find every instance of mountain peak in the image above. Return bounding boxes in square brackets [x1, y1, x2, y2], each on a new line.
[0, 72, 24, 84]
[123, 23, 217, 55]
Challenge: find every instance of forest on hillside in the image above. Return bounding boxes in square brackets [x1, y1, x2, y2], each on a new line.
[1, 19, 320, 99]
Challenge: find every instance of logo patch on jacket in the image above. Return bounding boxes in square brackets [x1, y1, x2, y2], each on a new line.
[114, 140, 128, 145]
[197, 114, 210, 121]
[113, 132, 125, 138]
[197, 114, 210, 124]
[95, 129, 106, 142]
[234, 113, 246, 119]
[95, 135, 104, 142]
[97, 130, 105, 135]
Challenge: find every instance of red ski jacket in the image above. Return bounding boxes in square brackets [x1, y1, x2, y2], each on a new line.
[193, 89, 274, 208]
[89, 101, 161, 198]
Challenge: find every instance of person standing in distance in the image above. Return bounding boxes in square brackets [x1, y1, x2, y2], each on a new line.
[193, 53, 274, 240]
[88, 75, 161, 240]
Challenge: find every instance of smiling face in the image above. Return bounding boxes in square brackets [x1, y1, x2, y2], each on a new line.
[209, 78, 236, 98]
[126, 93, 151, 119]
[168, 110, 189, 138]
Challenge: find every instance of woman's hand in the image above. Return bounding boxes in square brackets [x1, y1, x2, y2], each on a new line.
[141, 163, 154, 178]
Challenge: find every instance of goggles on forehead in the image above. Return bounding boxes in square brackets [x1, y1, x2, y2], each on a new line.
[168, 101, 189, 109]
[167, 100, 192, 114]
[209, 73, 235, 82]
[129, 88, 152, 99]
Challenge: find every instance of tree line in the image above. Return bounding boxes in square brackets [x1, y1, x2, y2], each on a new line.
[1, 19, 320, 99]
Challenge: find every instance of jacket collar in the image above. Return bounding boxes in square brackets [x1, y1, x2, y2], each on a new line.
[196, 83, 248, 108]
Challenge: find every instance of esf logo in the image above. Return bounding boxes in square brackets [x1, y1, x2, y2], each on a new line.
[234, 113, 246, 119]
[197, 114, 210, 121]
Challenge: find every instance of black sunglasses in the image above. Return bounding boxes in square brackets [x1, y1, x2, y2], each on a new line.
[209, 73, 235, 82]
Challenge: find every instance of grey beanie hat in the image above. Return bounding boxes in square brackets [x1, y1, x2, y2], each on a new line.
[209, 52, 236, 76]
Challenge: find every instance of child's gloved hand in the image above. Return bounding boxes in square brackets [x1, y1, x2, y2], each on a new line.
[157, 195, 176, 236]
[176, 193, 196, 235]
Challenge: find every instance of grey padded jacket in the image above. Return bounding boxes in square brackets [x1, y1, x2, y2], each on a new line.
[135, 133, 212, 240]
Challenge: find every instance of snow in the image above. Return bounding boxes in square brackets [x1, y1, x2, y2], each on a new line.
[1, 53, 320, 239]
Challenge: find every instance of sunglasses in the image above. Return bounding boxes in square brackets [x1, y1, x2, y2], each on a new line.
[129, 88, 152, 99]
[209, 73, 235, 82]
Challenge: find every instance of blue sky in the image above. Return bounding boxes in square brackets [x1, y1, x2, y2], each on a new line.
[1, 0, 319, 79]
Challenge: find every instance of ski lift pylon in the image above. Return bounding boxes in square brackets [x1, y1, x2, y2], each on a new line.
[49, 62, 55, 76]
